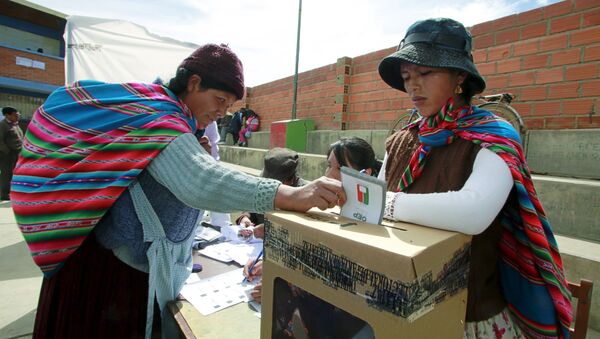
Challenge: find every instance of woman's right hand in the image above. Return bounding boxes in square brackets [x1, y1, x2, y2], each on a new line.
[274, 176, 346, 212]
[252, 224, 265, 239]
[238, 215, 254, 227]
[243, 258, 263, 281]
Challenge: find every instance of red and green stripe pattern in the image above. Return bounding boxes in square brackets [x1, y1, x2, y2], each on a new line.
[11, 80, 196, 277]
[397, 99, 572, 338]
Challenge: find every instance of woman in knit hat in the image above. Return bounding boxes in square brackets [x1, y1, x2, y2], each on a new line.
[13, 43, 345, 339]
[378, 18, 572, 338]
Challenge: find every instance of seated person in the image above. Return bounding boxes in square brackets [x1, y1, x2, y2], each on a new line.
[325, 137, 382, 180]
[217, 112, 233, 144]
[236, 147, 307, 239]
[227, 108, 244, 144]
[237, 109, 259, 147]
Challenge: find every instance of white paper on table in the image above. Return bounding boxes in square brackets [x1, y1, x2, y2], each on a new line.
[198, 241, 263, 266]
[221, 224, 262, 243]
[227, 242, 262, 266]
[248, 300, 262, 318]
[209, 212, 231, 228]
[195, 226, 222, 242]
[221, 224, 247, 241]
[198, 242, 234, 262]
[185, 273, 201, 285]
[180, 268, 259, 315]
[339, 166, 387, 225]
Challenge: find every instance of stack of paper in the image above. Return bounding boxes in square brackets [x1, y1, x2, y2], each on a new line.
[198, 241, 263, 266]
[181, 268, 259, 315]
[195, 226, 222, 242]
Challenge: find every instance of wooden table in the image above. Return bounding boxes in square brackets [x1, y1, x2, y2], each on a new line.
[167, 250, 261, 339]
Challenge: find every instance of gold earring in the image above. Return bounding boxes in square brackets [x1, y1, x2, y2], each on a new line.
[455, 84, 463, 95]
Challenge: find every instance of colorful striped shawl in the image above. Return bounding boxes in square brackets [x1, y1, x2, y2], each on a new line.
[11, 80, 196, 277]
[397, 99, 572, 339]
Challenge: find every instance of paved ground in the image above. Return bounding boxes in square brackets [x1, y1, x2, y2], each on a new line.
[0, 201, 41, 339]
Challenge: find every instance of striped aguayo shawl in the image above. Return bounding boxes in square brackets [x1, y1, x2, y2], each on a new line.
[397, 99, 572, 339]
[11, 80, 196, 277]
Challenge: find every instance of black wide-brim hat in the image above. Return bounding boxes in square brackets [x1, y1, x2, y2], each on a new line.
[378, 18, 486, 94]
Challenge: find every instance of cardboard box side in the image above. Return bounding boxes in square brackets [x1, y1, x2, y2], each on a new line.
[265, 211, 417, 282]
[261, 253, 469, 339]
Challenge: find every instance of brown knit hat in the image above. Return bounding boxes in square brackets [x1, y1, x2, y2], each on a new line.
[179, 43, 245, 100]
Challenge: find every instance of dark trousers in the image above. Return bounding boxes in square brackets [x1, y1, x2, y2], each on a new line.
[227, 129, 240, 144]
[0, 149, 19, 199]
[219, 126, 229, 142]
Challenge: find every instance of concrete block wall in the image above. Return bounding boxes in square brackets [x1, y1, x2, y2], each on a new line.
[246, 130, 390, 160]
[246, 131, 270, 149]
[219, 145, 326, 182]
[526, 129, 600, 179]
[533, 175, 600, 243]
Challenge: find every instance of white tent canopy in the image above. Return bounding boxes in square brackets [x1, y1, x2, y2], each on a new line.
[65, 15, 198, 84]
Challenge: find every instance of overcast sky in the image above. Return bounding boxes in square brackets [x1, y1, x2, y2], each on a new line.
[28, 0, 558, 87]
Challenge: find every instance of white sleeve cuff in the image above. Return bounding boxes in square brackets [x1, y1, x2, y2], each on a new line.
[377, 151, 388, 181]
[384, 148, 513, 235]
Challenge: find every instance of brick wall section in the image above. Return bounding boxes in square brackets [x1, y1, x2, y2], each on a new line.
[470, 0, 600, 129]
[0, 46, 64, 85]
[245, 0, 599, 131]
[245, 63, 339, 130]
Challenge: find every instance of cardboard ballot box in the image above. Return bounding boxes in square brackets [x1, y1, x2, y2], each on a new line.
[261, 209, 472, 339]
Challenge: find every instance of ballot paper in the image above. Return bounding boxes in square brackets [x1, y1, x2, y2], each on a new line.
[180, 268, 259, 315]
[198, 241, 263, 266]
[339, 166, 386, 225]
[195, 226, 222, 242]
[221, 224, 262, 243]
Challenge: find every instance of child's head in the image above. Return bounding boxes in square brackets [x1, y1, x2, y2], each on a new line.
[325, 137, 381, 180]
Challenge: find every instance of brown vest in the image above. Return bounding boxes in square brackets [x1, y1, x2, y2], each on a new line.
[385, 129, 506, 322]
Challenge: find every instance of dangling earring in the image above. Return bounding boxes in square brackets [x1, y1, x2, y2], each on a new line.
[454, 84, 463, 95]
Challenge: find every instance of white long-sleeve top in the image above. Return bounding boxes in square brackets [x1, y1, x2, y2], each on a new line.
[379, 148, 513, 235]
[203, 120, 221, 161]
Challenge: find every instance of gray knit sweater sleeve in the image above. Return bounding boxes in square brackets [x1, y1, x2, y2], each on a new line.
[147, 133, 280, 213]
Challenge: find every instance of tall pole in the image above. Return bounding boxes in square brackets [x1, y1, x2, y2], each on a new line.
[291, 0, 302, 120]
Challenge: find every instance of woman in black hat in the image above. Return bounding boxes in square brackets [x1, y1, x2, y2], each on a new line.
[378, 18, 571, 338]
